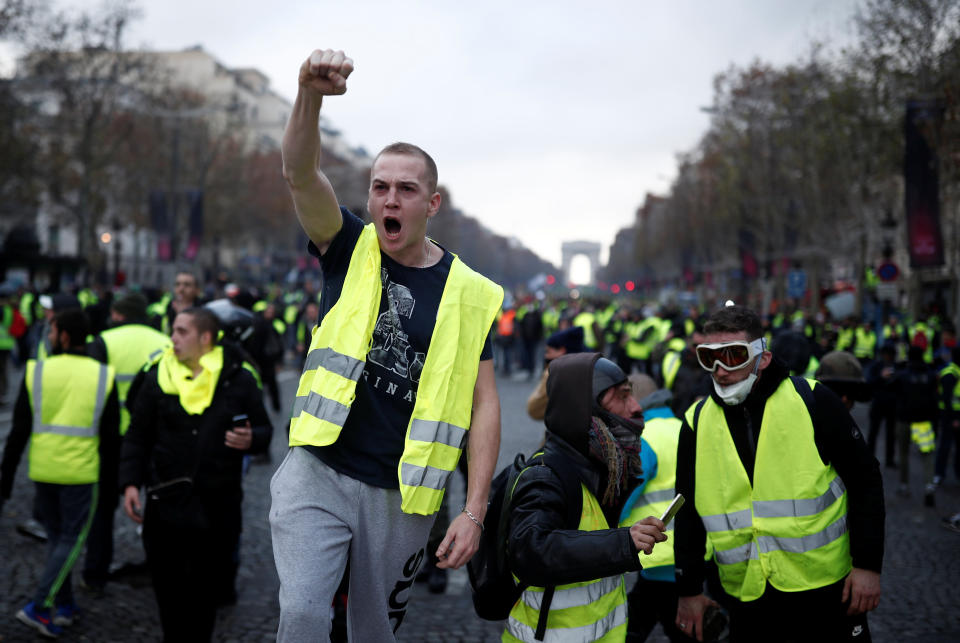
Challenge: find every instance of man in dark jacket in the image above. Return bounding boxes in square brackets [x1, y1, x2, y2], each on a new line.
[82, 292, 171, 593]
[675, 304, 884, 643]
[119, 307, 272, 643]
[866, 343, 899, 468]
[503, 353, 667, 642]
[892, 345, 939, 505]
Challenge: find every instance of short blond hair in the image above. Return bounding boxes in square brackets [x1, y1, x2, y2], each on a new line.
[374, 142, 438, 193]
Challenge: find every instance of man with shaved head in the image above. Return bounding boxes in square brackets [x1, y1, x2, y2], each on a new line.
[269, 48, 503, 641]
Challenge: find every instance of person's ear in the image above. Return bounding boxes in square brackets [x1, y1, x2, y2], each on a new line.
[426, 191, 442, 219]
[758, 351, 773, 371]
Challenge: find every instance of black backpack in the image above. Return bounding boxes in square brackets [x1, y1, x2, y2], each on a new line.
[467, 450, 583, 634]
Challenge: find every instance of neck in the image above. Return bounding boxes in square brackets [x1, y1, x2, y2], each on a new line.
[386, 238, 437, 269]
[184, 358, 201, 376]
[184, 346, 213, 376]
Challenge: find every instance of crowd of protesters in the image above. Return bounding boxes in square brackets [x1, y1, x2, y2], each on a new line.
[2, 271, 960, 640]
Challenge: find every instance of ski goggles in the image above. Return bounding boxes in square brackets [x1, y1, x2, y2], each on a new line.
[695, 338, 766, 372]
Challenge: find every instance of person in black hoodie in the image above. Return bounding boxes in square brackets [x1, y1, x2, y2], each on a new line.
[503, 353, 667, 642]
[891, 345, 939, 505]
[119, 307, 272, 643]
[674, 304, 884, 643]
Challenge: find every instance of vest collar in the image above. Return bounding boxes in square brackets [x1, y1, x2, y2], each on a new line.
[157, 345, 224, 414]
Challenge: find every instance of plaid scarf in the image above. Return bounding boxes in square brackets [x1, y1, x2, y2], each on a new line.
[587, 415, 643, 507]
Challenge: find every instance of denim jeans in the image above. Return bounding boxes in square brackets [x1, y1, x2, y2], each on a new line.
[33, 481, 97, 608]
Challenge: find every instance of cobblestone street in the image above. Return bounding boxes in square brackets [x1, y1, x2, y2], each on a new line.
[2, 362, 959, 642]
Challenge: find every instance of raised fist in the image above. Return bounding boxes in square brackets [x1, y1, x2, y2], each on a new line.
[298, 49, 354, 96]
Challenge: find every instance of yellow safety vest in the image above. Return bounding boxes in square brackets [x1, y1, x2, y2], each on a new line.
[853, 328, 877, 359]
[289, 224, 503, 515]
[573, 312, 598, 350]
[624, 321, 647, 360]
[686, 378, 851, 601]
[0, 305, 13, 351]
[661, 338, 686, 390]
[542, 308, 560, 337]
[620, 416, 682, 570]
[909, 323, 934, 364]
[938, 363, 960, 412]
[504, 484, 628, 643]
[101, 324, 172, 435]
[25, 355, 115, 484]
[836, 328, 854, 352]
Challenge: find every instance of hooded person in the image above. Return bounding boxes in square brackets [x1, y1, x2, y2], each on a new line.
[503, 353, 667, 643]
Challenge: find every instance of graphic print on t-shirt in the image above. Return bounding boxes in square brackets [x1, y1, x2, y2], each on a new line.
[367, 268, 427, 384]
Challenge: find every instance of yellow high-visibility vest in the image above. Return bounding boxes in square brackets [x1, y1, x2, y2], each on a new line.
[620, 416, 682, 570]
[853, 328, 877, 359]
[289, 224, 503, 515]
[938, 363, 960, 411]
[686, 378, 851, 601]
[100, 324, 172, 435]
[661, 337, 687, 390]
[504, 484, 628, 643]
[0, 305, 14, 351]
[573, 312, 597, 350]
[25, 355, 115, 484]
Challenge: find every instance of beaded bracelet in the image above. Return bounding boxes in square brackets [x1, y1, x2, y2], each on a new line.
[461, 506, 484, 531]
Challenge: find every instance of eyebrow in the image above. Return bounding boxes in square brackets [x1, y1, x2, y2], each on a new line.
[372, 178, 420, 189]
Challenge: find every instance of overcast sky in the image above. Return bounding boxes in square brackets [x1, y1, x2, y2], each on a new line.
[75, 1, 860, 267]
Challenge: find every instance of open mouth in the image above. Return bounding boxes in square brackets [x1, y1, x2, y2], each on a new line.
[383, 216, 402, 238]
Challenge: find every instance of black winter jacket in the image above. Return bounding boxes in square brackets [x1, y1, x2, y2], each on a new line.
[506, 352, 642, 588]
[119, 344, 272, 507]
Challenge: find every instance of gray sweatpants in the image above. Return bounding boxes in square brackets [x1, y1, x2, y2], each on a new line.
[270, 447, 438, 641]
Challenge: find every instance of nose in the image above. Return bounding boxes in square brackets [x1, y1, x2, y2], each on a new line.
[385, 185, 399, 206]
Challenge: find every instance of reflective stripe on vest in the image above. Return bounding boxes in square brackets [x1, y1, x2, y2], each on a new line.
[910, 421, 936, 453]
[504, 485, 628, 643]
[26, 355, 115, 484]
[101, 324, 172, 435]
[620, 415, 681, 570]
[686, 378, 851, 601]
[289, 224, 503, 515]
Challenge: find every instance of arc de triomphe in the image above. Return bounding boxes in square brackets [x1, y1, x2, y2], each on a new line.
[561, 241, 602, 285]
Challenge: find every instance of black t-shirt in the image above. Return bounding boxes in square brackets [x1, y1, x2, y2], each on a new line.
[304, 208, 493, 488]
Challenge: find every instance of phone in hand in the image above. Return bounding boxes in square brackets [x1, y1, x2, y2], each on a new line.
[659, 493, 685, 528]
[231, 413, 249, 428]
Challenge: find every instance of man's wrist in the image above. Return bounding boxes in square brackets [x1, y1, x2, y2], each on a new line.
[461, 506, 484, 531]
[463, 498, 488, 522]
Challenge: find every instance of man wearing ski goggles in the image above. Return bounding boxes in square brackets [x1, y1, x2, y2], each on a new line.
[674, 304, 883, 643]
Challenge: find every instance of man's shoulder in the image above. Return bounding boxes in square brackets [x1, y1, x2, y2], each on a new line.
[446, 255, 503, 302]
[308, 207, 365, 260]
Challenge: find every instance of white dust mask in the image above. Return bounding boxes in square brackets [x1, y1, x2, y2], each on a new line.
[713, 372, 757, 405]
